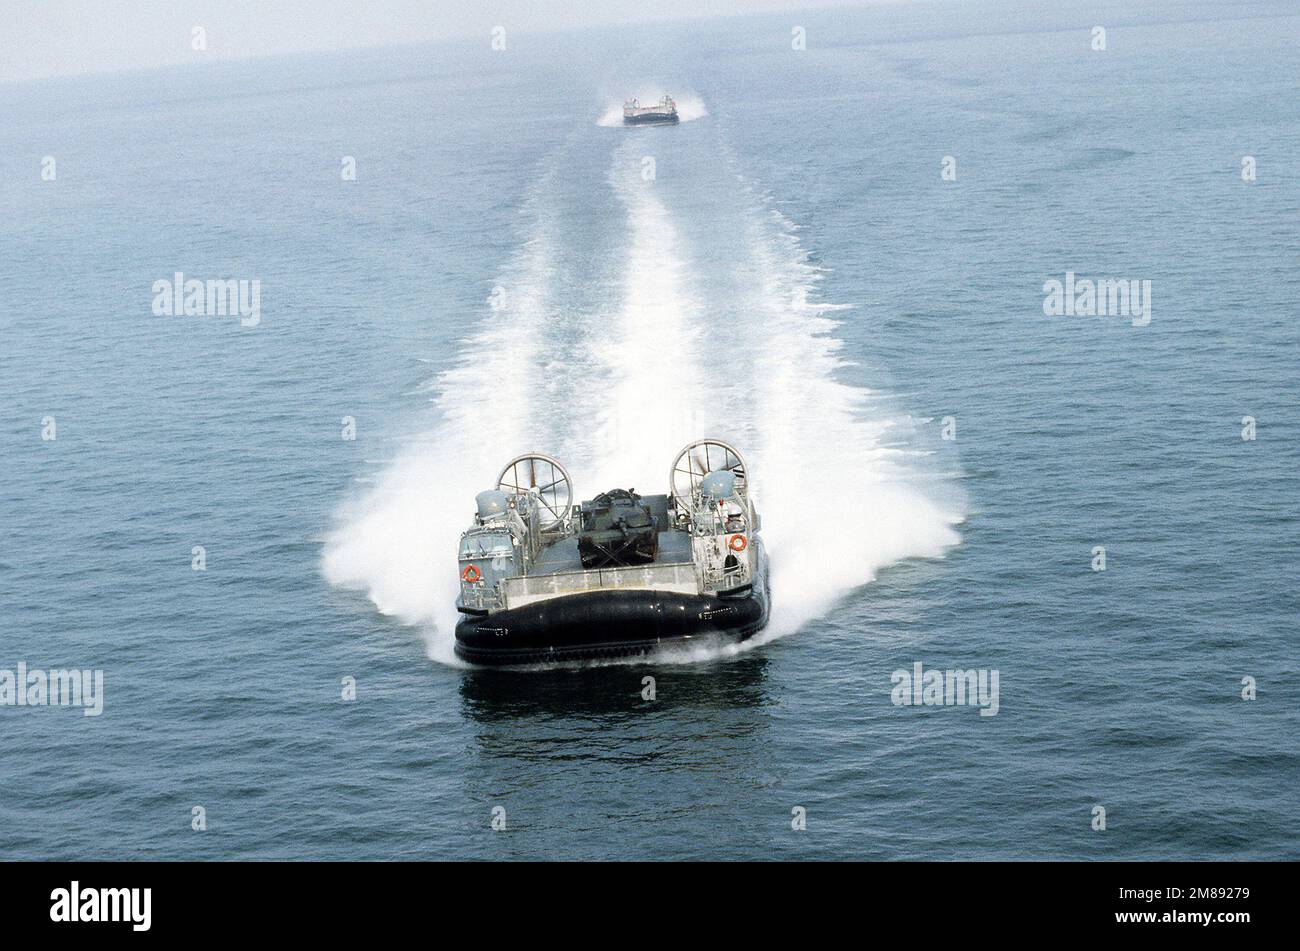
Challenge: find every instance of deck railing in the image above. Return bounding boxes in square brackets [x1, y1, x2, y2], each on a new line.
[502, 561, 698, 609]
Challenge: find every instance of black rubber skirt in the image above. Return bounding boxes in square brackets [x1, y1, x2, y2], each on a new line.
[455, 547, 770, 667]
[623, 115, 680, 126]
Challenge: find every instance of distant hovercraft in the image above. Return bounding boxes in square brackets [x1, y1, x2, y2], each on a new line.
[622, 95, 680, 126]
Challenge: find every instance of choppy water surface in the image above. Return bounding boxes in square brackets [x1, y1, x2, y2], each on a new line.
[1, 0, 1297, 859]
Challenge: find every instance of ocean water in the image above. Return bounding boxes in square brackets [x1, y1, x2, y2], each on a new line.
[1, 0, 1297, 860]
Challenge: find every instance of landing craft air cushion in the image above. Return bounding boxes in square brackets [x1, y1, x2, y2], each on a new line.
[454, 439, 770, 666]
[622, 95, 679, 125]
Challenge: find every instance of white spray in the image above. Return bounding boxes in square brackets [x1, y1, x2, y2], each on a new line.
[323, 137, 962, 666]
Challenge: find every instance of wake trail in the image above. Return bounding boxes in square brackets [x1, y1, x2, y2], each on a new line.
[321, 159, 573, 665]
[735, 196, 963, 637]
[323, 131, 962, 665]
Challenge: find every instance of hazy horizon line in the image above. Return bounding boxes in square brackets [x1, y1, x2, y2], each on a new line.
[0, 0, 906, 86]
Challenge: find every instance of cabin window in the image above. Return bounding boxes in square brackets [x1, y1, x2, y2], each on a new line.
[460, 532, 513, 558]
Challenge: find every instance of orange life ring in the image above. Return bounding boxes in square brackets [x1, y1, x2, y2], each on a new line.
[728, 535, 747, 552]
[462, 564, 481, 583]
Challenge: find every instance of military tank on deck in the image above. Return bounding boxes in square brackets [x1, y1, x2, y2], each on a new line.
[454, 439, 769, 666]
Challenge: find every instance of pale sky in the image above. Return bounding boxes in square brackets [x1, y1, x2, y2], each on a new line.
[0, 0, 890, 83]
